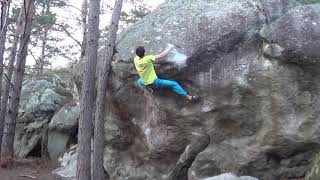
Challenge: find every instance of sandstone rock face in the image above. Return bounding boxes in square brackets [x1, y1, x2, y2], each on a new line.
[14, 77, 73, 158]
[70, 0, 320, 179]
[260, 4, 320, 63]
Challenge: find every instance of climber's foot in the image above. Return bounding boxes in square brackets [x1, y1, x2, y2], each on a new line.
[144, 87, 154, 94]
[186, 95, 198, 101]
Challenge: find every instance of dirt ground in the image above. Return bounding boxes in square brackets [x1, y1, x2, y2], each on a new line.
[0, 158, 62, 180]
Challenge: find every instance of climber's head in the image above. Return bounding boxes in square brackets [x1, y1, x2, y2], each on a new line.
[136, 46, 145, 58]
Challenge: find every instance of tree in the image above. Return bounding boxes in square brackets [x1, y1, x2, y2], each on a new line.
[76, 0, 100, 179]
[31, 0, 67, 74]
[1, 0, 36, 159]
[37, 0, 52, 74]
[0, 5, 23, 156]
[0, 0, 11, 121]
[0, 0, 10, 63]
[93, 0, 123, 179]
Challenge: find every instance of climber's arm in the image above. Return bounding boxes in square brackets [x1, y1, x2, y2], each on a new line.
[154, 44, 174, 61]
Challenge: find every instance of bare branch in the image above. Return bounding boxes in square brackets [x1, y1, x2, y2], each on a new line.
[64, 4, 82, 12]
[55, 23, 82, 47]
[3, 73, 14, 89]
[55, 14, 82, 23]
[28, 49, 37, 62]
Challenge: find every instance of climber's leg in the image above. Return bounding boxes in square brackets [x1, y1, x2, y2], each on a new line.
[137, 78, 146, 89]
[137, 79, 144, 95]
[152, 78, 187, 96]
[137, 78, 153, 94]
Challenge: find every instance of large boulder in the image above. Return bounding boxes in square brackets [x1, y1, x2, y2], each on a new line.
[73, 0, 320, 179]
[14, 77, 73, 158]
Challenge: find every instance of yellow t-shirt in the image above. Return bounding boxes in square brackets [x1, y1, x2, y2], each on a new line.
[134, 55, 157, 85]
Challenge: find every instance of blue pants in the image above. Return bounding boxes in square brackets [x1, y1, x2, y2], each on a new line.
[137, 78, 187, 96]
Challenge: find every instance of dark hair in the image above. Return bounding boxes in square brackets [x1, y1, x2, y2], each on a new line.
[136, 46, 145, 58]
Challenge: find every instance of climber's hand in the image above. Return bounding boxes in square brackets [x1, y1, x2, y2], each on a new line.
[167, 44, 175, 50]
[155, 44, 175, 61]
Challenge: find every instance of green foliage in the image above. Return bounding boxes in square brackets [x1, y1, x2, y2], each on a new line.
[52, 62, 74, 75]
[33, 0, 67, 28]
[120, 5, 150, 25]
[34, 13, 57, 27]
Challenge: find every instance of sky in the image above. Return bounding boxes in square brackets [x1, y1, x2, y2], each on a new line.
[22, 0, 165, 68]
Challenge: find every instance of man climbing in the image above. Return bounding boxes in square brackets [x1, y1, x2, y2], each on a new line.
[134, 45, 197, 101]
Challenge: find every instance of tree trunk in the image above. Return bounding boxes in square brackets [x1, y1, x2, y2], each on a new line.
[0, 0, 11, 118]
[0, 7, 23, 156]
[1, 0, 35, 159]
[38, 2, 50, 75]
[80, 0, 88, 61]
[92, 0, 123, 179]
[38, 28, 47, 75]
[76, 0, 100, 179]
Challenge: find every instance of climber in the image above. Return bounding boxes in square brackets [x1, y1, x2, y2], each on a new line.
[134, 45, 197, 101]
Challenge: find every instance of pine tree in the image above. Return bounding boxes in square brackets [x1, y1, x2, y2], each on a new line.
[1, 0, 36, 159]
[76, 0, 101, 179]
[31, 0, 67, 74]
[0, 0, 10, 126]
[93, 1, 123, 179]
[0, 4, 23, 156]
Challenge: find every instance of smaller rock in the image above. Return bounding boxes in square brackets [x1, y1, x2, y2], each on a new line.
[49, 102, 80, 132]
[48, 132, 73, 161]
[53, 145, 77, 178]
[202, 173, 258, 180]
[48, 102, 79, 161]
[14, 78, 73, 158]
[20, 79, 71, 114]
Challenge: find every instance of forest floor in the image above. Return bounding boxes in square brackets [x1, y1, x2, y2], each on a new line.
[0, 158, 62, 180]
